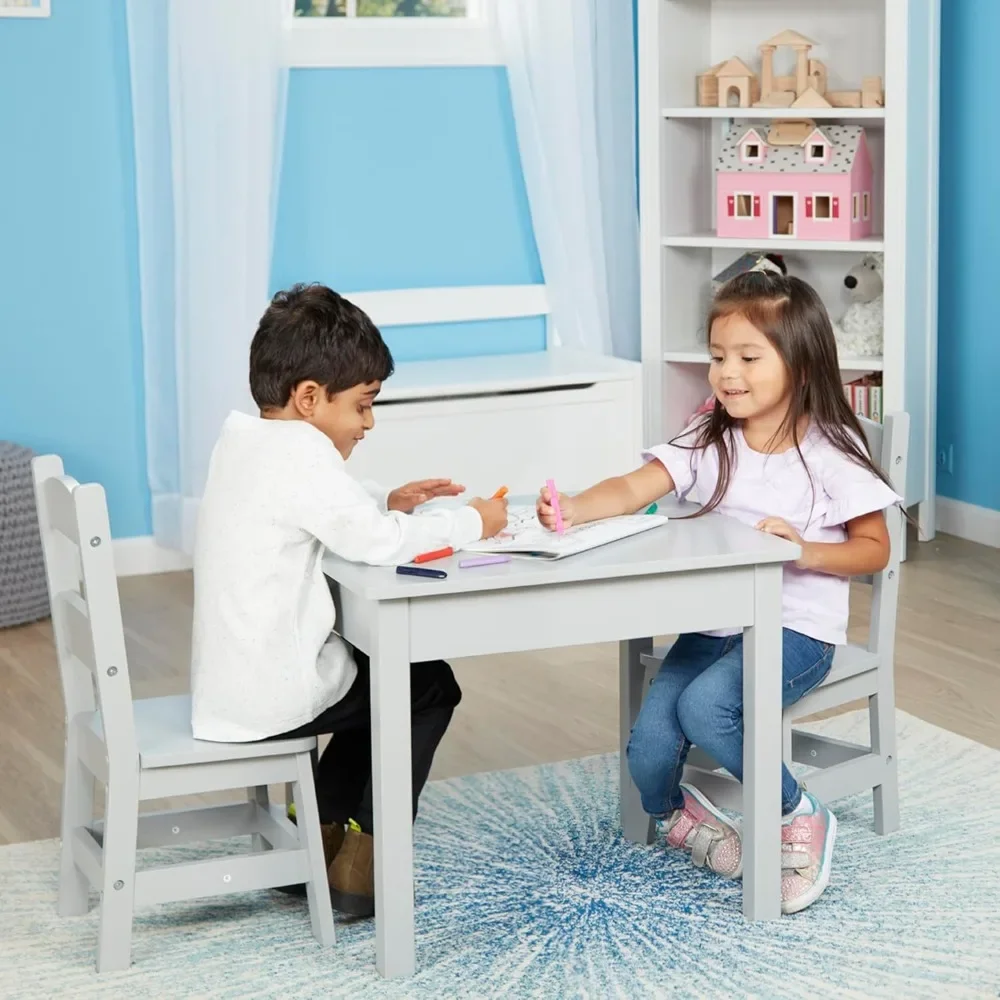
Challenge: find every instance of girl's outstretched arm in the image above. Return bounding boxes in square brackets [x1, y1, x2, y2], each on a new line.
[537, 461, 675, 531]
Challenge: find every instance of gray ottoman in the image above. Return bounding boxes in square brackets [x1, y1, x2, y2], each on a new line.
[0, 442, 50, 628]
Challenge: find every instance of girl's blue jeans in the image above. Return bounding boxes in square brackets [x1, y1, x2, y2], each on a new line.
[626, 629, 834, 818]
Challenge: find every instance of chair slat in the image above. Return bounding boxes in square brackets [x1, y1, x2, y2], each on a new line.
[57, 591, 97, 675]
[42, 476, 81, 544]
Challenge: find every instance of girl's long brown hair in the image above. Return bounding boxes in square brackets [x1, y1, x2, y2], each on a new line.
[673, 271, 894, 518]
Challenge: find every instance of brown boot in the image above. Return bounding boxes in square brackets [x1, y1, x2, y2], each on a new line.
[276, 821, 345, 897]
[328, 822, 375, 917]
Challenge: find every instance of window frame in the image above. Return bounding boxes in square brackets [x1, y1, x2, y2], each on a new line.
[282, 0, 501, 67]
[862, 191, 871, 221]
[812, 192, 834, 221]
[734, 192, 755, 219]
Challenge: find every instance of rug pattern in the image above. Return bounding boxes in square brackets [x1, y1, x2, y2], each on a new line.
[0, 711, 998, 999]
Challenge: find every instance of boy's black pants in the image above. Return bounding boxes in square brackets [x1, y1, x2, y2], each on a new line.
[271, 650, 462, 834]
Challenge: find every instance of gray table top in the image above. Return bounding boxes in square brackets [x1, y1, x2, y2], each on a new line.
[322, 496, 799, 602]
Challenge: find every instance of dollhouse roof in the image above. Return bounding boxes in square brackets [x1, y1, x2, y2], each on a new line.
[718, 124, 865, 174]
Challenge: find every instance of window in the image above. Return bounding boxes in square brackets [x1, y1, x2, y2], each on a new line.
[739, 137, 764, 164]
[285, 0, 498, 67]
[814, 195, 832, 219]
[863, 191, 871, 220]
[805, 139, 827, 164]
[852, 193, 860, 222]
[735, 193, 753, 218]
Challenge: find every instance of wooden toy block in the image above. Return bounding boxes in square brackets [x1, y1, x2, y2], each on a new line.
[715, 56, 758, 108]
[829, 90, 863, 108]
[792, 87, 832, 109]
[808, 59, 828, 96]
[696, 61, 725, 106]
[767, 119, 816, 146]
[862, 76, 884, 107]
[755, 91, 796, 108]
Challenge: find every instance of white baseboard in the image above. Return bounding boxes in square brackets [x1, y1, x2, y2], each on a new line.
[936, 496, 1000, 549]
[113, 536, 192, 577]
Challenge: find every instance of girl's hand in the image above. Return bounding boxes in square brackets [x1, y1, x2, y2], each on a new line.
[755, 516, 813, 569]
[388, 479, 465, 513]
[536, 485, 576, 532]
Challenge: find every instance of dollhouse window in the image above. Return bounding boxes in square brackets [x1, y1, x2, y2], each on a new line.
[735, 193, 753, 217]
[806, 140, 827, 164]
[863, 192, 871, 220]
[739, 136, 764, 164]
[814, 195, 832, 219]
[852, 194, 860, 221]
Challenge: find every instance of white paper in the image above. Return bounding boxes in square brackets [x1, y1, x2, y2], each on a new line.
[460, 505, 669, 560]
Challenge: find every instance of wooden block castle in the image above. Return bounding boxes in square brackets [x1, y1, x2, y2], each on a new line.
[697, 29, 884, 110]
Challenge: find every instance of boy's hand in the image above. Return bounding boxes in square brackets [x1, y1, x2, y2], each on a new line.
[388, 479, 465, 514]
[467, 497, 508, 539]
[536, 485, 576, 532]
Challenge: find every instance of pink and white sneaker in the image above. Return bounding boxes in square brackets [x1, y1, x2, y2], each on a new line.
[780, 791, 838, 914]
[662, 783, 743, 878]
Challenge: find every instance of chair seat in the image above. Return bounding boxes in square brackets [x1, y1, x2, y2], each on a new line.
[640, 641, 879, 687]
[86, 694, 317, 769]
[821, 643, 880, 687]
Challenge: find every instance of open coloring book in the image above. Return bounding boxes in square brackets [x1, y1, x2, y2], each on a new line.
[460, 505, 669, 560]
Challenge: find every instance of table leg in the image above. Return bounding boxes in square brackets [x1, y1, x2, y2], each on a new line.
[742, 563, 783, 921]
[370, 601, 416, 977]
[619, 638, 654, 844]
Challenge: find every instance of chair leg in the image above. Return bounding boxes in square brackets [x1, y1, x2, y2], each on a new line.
[96, 769, 140, 973]
[870, 691, 900, 835]
[58, 725, 96, 917]
[293, 752, 336, 947]
[248, 786, 271, 852]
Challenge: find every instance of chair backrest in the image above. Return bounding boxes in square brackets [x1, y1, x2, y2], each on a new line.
[856, 412, 909, 660]
[31, 456, 137, 763]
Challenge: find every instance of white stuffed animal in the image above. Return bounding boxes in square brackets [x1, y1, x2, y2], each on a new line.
[833, 253, 883, 357]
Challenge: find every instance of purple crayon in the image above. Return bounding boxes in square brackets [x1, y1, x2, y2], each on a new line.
[459, 554, 512, 569]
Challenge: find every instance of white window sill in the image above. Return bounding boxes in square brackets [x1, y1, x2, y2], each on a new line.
[282, 16, 501, 68]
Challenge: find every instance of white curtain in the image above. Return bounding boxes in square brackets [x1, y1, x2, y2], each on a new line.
[127, 0, 288, 552]
[494, 0, 640, 360]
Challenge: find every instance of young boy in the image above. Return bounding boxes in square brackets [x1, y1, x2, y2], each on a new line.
[190, 283, 507, 917]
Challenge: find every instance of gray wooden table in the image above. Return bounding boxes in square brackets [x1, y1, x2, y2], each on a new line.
[322, 499, 799, 978]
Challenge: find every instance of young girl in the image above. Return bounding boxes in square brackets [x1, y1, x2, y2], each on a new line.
[537, 272, 901, 914]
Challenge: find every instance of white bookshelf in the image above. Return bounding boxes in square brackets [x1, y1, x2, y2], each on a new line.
[638, 0, 941, 535]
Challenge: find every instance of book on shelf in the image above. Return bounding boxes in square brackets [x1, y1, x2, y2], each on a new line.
[843, 373, 882, 423]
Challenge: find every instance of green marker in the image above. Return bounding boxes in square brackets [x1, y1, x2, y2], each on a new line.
[645, 503, 658, 515]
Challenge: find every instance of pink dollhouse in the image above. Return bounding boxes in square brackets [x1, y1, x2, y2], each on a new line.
[716, 121, 874, 242]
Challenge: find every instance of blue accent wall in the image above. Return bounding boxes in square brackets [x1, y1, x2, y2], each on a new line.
[271, 67, 544, 360]
[0, 0, 149, 536]
[938, 0, 1000, 512]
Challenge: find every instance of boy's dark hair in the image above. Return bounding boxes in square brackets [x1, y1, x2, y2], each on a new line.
[249, 283, 394, 409]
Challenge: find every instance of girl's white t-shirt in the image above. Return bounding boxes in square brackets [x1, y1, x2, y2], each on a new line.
[643, 424, 901, 645]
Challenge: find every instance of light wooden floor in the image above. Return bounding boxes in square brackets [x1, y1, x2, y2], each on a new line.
[0, 531, 997, 845]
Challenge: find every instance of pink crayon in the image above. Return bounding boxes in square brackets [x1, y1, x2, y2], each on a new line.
[546, 479, 564, 535]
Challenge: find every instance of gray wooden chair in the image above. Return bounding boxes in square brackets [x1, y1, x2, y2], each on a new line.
[635, 412, 908, 834]
[32, 456, 335, 973]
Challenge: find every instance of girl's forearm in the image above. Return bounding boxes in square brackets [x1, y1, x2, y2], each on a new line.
[799, 537, 889, 576]
[571, 477, 641, 524]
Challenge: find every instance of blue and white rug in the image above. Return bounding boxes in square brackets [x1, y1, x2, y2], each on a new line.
[1, 710, 998, 999]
